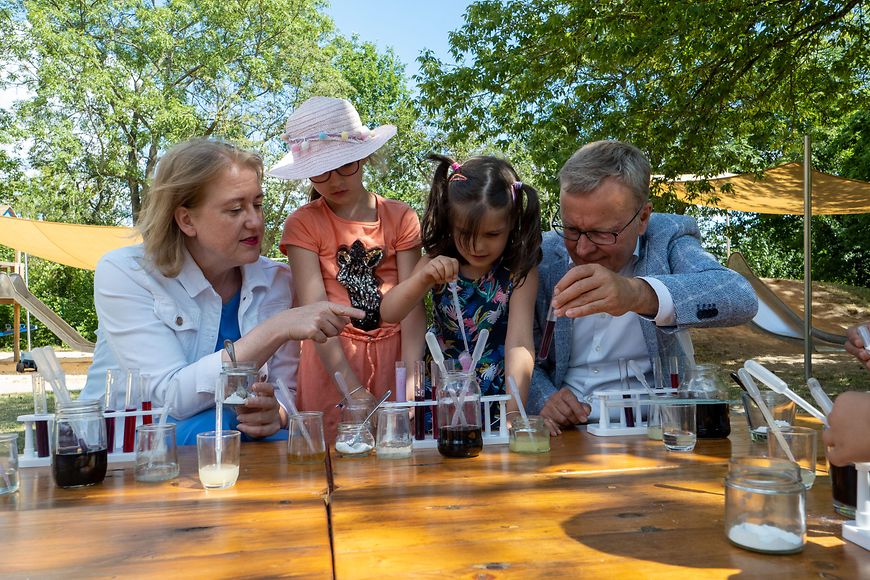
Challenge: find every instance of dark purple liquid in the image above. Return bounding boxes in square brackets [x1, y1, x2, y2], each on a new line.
[123, 407, 137, 453]
[670, 373, 680, 390]
[414, 396, 425, 440]
[142, 400, 152, 425]
[538, 320, 555, 360]
[52, 448, 108, 488]
[623, 395, 635, 427]
[696, 403, 731, 438]
[830, 463, 857, 516]
[105, 410, 115, 453]
[35, 420, 50, 457]
[432, 396, 439, 440]
[438, 425, 483, 458]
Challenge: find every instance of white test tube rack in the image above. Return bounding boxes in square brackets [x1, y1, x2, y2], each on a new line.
[587, 388, 651, 437]
[383, 393, 511, 448]
[16, 407, 165, 468]
[843, 461, 870, 551]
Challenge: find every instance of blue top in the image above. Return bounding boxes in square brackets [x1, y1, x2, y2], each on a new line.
[214, 290, 242, 352]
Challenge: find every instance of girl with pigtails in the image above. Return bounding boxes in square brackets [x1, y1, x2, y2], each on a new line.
[381, 155, 542, 423]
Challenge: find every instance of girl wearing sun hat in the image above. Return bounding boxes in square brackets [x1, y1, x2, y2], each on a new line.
[270, 96, 425, 439]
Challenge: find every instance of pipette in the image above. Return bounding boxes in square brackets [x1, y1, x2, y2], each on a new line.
[451, 329, 490, 427]
[276, 379, 316, 454]
[743, 359, 827, 425]
[448, 281, 471, 368]
[806, 377, 833, 416]
[858, 325, 870, 353]
[507, 376, 534, 441]
[738, 368, 796, 464]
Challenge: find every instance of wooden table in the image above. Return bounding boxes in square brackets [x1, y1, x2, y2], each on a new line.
[329, 417, 868, 579]
[1, 443, 333, 578]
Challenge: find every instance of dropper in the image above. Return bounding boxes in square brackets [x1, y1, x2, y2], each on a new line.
[507, 376, 534, 441]
[807, 377, 834, 416]
[451, 329, 490, 427]
[276, 379, 316, 454]
[738, 368, 796, 464]
[448, 281, 471, 369]
[627, 360, 656, 396]
[743, 359, 828, 426]
[858, 325, 870, 353]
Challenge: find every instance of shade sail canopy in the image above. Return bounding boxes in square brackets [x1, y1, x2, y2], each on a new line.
[0, 215, 140, 270]
[666, 162, 870, 215]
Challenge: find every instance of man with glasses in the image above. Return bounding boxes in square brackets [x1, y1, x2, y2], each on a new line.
[527, 140, 758, 434]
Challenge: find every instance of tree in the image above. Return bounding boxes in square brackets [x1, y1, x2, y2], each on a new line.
[418, 0, 869, 194]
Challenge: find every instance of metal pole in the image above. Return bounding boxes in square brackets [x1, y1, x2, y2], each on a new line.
[803, 135, 813, 381]
[725, 211, 731, 258]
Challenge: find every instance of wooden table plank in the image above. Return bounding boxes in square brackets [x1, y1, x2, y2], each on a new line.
[329, 419, 867, 579]
[1, 442, 333, 579]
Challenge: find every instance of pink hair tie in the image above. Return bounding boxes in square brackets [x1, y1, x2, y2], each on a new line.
[512, 181, 522, 202]
[450, 162, 462, 172]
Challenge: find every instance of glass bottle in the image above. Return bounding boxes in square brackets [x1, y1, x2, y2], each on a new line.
[680, 363, 731, 438]
[724, 456, 806, 554]
[334, 421, 375, 457]
[52, 400, 108, 488]
[436, 369, 483, 458]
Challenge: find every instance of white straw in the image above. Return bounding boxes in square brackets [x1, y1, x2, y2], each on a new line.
[744, 359, 828, 426]
[507, 376, 535, 442]
[451, 329, 490, 427]
[807, 378, 833, 416]
[276, 379, 315, 454]
[738, 368, 796, 464]
[448, 281, 470, 356]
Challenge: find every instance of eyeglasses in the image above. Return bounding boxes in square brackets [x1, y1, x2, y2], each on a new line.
[551, 204, 645, 246]
[309, 160, 360, 184]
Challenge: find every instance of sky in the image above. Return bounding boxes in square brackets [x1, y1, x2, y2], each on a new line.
[324, 0, 470, 82]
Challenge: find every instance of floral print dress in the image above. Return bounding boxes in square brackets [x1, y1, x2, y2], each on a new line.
[430, 262, 513, 429]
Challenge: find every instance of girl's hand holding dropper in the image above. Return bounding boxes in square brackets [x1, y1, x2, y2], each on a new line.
[422, 255, 460, 286]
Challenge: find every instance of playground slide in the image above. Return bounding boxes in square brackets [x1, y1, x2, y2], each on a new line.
[727, 252, 846, 351]
[0, 272, 95, 352]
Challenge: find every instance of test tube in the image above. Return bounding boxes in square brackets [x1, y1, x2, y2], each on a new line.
[395, 361, 407, 403]
[618, 359, 635, 427]
[105, 368, 124, 453]
[141, 373, 153, 425]
[430, 361, 440, 440]
[537, 305, 557, 360]
[123, 368, 141, 453]
[669, 356, 681, 391]
[414, 361, 425, 441]
[31, 373, 49, 457]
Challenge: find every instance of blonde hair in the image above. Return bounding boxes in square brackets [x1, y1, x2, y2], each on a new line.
[137, 139, 263, 277]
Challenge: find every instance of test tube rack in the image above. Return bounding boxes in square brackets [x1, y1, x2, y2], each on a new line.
[842, 461, 870, 551]
[384, 393, 511, 448]
[587, 388, 652, 437]
[16, 408, 165, 468]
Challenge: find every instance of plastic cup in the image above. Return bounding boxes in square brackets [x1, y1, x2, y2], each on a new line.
[661, 403, 696, 452]
[767, 426, 817, 489]
[135, 424, 179, 482]
[0, 433, 19, 495]
[288, 412, 327, 464]
[741, 391, 796, 442]
[197, 430, 241, 489]
[376, 407, 413, 459]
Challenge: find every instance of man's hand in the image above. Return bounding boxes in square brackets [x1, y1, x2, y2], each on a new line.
[539, 387, 591, 436]
[844, 323, 870, 373]
[235, 382, 282, 439]
[823, 391, 870, 466]
[552, 263, 658, 319]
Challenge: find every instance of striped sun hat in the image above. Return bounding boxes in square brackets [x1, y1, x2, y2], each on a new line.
[267, 96, 397, 180]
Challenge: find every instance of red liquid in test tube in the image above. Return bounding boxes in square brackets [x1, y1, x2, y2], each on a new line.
[35, 420, 50, 457]
[538, 305, 557, 360]
[105, 411, 115, 453]
[123, 408, 137, 453]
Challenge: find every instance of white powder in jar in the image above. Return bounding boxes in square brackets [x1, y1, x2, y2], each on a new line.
[223, 393, 247, 405]
[336, 441, 373, 455]
[727, 522, 804, 552]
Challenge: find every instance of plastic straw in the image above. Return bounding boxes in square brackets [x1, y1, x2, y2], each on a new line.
[275, 379, 316, 454]
[507, 376, 534, 441]
[448, 281, 470, 358]
[744, 359, 828, 425]
[807, 377, 833, 416]
[451, 329, 489, 427]
[738, 368, 796, 464]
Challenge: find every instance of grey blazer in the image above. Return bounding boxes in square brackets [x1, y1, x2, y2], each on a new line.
[527, 213, 759, 414]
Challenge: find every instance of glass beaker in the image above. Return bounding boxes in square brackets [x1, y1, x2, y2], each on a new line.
[509, 416, 550, 454]
[681, 363, 731, 438]
[52, 400, 108, 488]
[335, 422, 374, 457]
[376, 407, 413, 459]
[436, 369, 483, 458]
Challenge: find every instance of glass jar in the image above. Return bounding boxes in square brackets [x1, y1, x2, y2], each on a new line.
[335, 422, 375, 458]
[724, 456, 806, 554]
[52, 400, 108, 488]
[340, 387, 378, 431]
[436, 369, 483, 458]
[680, 363, 731, 438]
[219, 362, 258, 407]
[509, 416, 550, 454]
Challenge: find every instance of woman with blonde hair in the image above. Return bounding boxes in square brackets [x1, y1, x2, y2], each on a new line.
[81, 138, 362, 443]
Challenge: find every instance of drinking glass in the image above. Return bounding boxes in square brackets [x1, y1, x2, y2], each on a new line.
[376, 407, 413, 459]
[509, 416, 550, 454]
[135, 423, 179, 482]
[0, 433, 19, 495]
[197, 430, 241, 489]
[288, 412, 327, 464]
[767, 426, 817, 489]
[741, 391, 796, 442]
[661, 403, 696, 452]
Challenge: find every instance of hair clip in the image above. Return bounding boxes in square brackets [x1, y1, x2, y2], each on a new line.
[450, 162, 462, 172]
[512, 181, 522, 202]
[449, 173, 468, 182]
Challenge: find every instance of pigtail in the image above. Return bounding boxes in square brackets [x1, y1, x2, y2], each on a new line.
[422, 154, 458, 257]
[504, 181, 543, 286]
